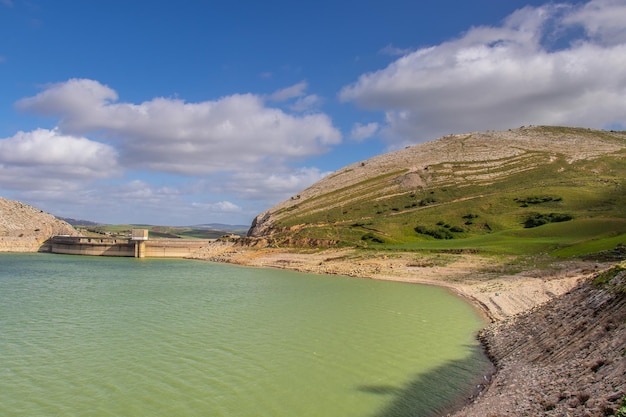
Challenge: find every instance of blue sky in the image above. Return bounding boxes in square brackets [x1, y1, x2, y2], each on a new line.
[1, 0, 625, 226]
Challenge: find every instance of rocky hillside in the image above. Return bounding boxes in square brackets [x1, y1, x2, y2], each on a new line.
[0, 197, 78, 252]
[248, 126, 626, 256]
[454, 264, 626, 416]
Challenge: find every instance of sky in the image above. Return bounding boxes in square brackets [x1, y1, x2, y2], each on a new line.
[1, 0, 625, 226]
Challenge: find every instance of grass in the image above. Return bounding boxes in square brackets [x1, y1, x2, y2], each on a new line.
[387, 220, 626, 256]
[263, 130, 626, 262]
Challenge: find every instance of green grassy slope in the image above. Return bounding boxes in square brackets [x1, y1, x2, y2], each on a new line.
[250, 127, 626, 258]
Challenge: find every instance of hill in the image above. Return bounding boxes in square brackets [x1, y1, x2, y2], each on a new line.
[0, 197, 78, 252]
[248, 126, 626, 258]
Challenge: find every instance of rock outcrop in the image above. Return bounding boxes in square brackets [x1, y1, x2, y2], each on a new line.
[0, 197, 78, 252]
[453, 266, 626, 416]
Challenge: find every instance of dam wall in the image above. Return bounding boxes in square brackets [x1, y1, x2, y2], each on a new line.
[144, 239, 209, 258]
[47, 236, 137, 257]
[45, 235, 212, 258]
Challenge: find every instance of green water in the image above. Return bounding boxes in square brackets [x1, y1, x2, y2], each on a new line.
[0, 253, 489, 417]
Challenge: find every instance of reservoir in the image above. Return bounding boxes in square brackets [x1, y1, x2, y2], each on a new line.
[0, 253, 490, 417]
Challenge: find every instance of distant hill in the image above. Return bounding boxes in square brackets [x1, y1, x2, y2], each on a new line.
[76, 223, 249, 240]
[248, 126, 626, 257]
[190, 223, 250, 234]
[0, 197, 79, 252]
[59, 217, 102, 227]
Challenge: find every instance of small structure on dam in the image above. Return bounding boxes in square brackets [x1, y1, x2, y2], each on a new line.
[131, 228, 148, 258]
[46, 229, 211, 258]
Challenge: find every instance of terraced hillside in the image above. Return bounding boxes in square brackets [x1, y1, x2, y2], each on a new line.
[248, 126, 626, 257]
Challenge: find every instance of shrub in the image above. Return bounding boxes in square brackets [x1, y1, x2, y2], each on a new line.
[523, 212, 573, 228]
[414, 225, 454, 239]
[361, 233, 385, 244]
[515, 195, 562, 207]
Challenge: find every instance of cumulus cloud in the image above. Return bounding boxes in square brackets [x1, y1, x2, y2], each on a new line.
[16, 78, 342, 175]
[563, 0, 626, 45]
[350, 122, 379, 141]
[340, 0, 626, 146]
[217, 167, 330, 202]
[0, 128, 119, 190]
[0, 128, 116, 167]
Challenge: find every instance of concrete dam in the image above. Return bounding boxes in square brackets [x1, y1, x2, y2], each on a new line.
[43, 229, 212, 258]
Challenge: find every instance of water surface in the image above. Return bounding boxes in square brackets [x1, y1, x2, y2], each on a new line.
[0, 253, 489, 416]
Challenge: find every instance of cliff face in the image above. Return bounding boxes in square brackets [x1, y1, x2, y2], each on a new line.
[454, 266, 626, 416]
[0, 197, 79, 252]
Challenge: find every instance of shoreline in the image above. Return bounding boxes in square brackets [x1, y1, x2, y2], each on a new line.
[188, 243, 601, 322]
[187, 243, 620, 415]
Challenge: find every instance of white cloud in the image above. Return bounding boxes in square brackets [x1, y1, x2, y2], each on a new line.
[379, 44, 413, 56]
[0, 128, 119, 188]
[16, 79, 118, 126]
[269, 81, 308, 101]
[350, 122, 379, 141]
[340, 0, 626, 146]
[7, 79, 342, 224]
[16, 78, 342, 175]
[0, 128, 116, 167]
[191, 201, 242, 213]
[269, 81, 324, 112]
[15, 179, 233, 225]
[290, 94, 323, 112]
[218, 167, 329, 202]
[563, 0, 626, 45]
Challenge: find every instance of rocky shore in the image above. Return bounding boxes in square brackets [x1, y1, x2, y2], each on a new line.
[190, 241, 626, 416]
[454, 266, 626, 417]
